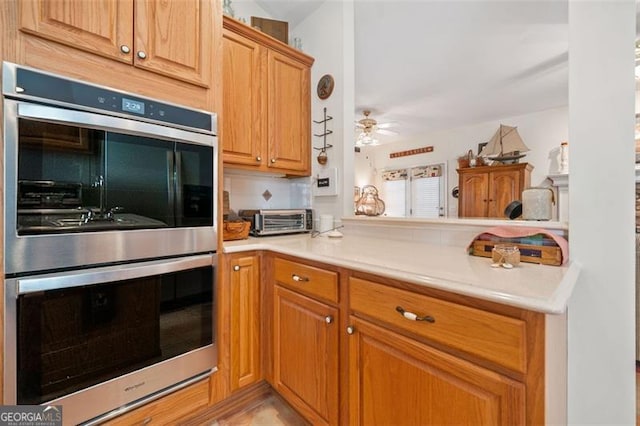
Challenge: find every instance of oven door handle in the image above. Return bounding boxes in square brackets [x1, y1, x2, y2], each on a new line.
[16, 102, 215, 146]
[15, 254, 217, 295]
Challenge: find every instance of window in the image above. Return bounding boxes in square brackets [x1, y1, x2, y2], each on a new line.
[381, 164, 445, 218]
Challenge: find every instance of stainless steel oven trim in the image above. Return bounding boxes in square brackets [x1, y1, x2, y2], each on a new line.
[3, 253, 217, 423]
[3, 99, 218, 274]
[2, 61, 217, 135]
[82, 370, 212, 426]
[16, 252, 216, 294]
[17, 102, 215, 147]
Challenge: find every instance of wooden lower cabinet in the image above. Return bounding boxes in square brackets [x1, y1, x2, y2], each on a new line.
[228, 252, 262, 391]
[272, 285, 339, 425]
[348, 317, 525, 425]
[103, 378, 210, 425]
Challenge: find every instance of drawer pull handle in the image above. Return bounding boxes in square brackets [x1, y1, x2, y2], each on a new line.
[291, 274, 309, 282]
[396, 306, 435, 323]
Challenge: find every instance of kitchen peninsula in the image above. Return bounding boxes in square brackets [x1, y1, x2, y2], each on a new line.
[222, 219, 578, 425]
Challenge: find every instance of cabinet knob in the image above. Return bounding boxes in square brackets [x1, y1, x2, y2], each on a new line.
[137, 51, 147, 59]
[325, 315, 333, 324]
[291, 274, 309, 283]
[120, 45, 131, 54]
[346, 325, 355, 335]
[233, 265, 240, 271]
[256, 156, 262, 162]
[270, 158, 276, 163]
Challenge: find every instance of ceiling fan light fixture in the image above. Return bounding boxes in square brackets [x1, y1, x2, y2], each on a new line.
[356, 131, 378, 147]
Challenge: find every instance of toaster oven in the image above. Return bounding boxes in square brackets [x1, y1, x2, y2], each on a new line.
[238, 209, 313, 236]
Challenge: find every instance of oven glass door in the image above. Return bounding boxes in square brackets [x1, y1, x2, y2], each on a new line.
[10, 255, 215, 405]
[16, 111, 214, 235]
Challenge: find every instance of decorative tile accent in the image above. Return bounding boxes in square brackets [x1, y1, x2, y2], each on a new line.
[262, 190, 272, 201]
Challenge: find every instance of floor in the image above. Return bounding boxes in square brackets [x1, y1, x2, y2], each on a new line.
[210, 395, 308, 426]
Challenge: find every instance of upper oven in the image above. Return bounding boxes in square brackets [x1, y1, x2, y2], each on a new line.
[2, 62, 218, 275]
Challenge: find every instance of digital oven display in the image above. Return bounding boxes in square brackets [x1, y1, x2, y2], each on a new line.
[122, 98, 145, 115]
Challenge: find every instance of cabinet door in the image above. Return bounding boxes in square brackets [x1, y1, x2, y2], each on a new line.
[349, 318, 525, 426]
[229, 253, 261, 391]
[19, 0, 133, 63]
[488, 169, 521, 218]
[267, 50, 311, 174]
[459, 172, 489, 217]
[222, 30, 267, 167]
[273, 286, 338, 425]
[134, 0, 212, 87]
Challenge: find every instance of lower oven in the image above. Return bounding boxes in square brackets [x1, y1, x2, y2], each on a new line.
[3, 253, 217, 425]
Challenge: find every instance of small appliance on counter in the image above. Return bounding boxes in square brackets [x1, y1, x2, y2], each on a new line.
[522, 187, 555, 220]
[239, 209, 313, 236]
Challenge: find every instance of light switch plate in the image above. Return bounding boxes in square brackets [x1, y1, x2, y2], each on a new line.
[313, 167, 338, 197]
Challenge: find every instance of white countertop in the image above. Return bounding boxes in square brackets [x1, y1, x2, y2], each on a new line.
[223, 233, 580, 315]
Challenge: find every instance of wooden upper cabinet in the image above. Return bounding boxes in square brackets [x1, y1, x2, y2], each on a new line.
[134, 0, 212, 87]
[222, 28, 266, 166]
[222, 17, 314, 176]
[267, 50, 310, 173]
[19, 0, 133, 63]
[19, 0, 211, 87]
[457, 163, 532, 218]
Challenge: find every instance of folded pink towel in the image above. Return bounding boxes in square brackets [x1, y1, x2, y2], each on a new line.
[468, 226, 569, 265]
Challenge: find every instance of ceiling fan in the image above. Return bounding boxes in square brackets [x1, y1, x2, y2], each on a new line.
[355, 110, 398, 137]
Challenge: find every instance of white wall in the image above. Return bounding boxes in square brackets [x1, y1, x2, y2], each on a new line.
[227, 0, 272, 24]
[567, 2, 635, 424]
[356, 107, 568, 217]
[292, 0, 355, 228]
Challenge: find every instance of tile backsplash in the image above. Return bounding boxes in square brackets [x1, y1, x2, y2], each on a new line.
[224, 172, 311, 212]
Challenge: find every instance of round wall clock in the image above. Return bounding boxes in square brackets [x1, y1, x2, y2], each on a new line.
[317, 74, 334, 100]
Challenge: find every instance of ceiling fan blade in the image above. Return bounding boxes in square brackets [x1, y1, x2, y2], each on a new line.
[376, 129, 398, 136]
[376, 122, 397, 129]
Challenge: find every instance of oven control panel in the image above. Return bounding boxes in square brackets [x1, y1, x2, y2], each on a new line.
[6, 64, 215, 133]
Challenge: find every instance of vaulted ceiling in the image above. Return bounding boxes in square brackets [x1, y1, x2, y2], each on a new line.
[255, 0, 569, 144]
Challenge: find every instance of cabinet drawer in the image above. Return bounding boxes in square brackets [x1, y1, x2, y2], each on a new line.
[274, 258, 338, 303]
[104, 378, 210, 425]
[349, 277, 527, 373]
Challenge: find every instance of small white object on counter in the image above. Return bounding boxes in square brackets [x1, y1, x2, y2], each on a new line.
[327, 229, 343, 238]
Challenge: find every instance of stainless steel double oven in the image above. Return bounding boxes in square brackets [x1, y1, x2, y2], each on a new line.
[2, 62, 218, 424]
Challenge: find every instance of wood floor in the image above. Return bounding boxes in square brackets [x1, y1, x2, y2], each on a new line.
[210, 395, 309, 426]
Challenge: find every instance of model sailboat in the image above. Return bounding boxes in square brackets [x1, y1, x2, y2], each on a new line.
[479, 124, 530, 164]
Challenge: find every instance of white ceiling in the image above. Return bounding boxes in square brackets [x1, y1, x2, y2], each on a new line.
[255, 0, 569, 144]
